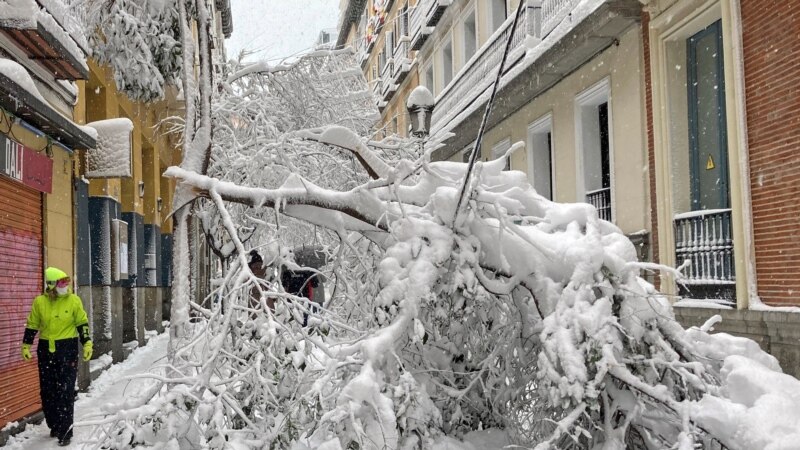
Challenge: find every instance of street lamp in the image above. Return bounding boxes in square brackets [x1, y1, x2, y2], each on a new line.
[406, 86, 435, 139]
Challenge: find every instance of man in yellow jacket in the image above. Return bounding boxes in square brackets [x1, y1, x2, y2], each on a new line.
[21, 267, 92, 447]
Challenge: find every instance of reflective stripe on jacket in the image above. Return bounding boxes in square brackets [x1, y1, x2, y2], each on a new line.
[25, 292, 89, 353]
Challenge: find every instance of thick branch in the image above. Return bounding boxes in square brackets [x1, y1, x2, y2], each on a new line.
[165, 167, 393, 233]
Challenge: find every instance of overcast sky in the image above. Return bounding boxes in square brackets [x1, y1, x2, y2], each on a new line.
[226, 0, 340, 63]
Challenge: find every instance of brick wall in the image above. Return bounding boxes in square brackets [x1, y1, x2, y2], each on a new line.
[741, 0, 800, 306]
[642, 12, 660, 277]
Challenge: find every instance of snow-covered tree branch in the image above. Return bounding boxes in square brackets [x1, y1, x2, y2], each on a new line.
[85, 41, 796, 450]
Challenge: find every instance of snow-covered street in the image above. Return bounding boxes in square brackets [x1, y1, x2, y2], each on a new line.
[4, 333, 168, 450]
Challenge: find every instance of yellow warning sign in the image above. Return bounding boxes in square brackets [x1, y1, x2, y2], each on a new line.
[706, 154, 715, 170]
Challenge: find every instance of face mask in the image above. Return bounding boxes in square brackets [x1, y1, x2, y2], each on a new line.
[56, 286, 69, 296]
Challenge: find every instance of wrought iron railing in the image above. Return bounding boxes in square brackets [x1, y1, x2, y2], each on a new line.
[409, 0, 452, 49]
[541, 0, 580, 37]
[586, 187, 612, 222]
[380, 59, 395, 99]
[431, 9, 527, 128]
[674, 209, 735, 285]
[392, 38, 411, 79]
[409, 4, 428, 49]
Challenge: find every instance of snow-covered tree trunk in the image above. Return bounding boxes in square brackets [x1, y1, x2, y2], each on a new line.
[168, 0, 215, 372]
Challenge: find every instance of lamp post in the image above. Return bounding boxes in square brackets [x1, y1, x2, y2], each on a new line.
[406, 85, 434, 139]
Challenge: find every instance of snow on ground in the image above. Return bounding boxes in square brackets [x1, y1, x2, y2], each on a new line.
[5, 332, 168, 449]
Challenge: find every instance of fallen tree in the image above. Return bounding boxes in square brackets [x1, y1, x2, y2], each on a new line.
[84, 39, 797, 450]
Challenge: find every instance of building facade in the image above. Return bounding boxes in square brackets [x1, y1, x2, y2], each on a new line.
[644, 0, 800, 376]
[0, 0, 232, 439]
[414, 0, 648, 252]
[389, 0, 800, 373]
[0, 2, 96, 431]
[337, 0, 421, 138]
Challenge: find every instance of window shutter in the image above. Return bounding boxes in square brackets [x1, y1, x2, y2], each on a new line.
[386, 31, 394, 58]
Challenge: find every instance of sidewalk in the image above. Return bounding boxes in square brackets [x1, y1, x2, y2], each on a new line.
[4, 332, 168, 449]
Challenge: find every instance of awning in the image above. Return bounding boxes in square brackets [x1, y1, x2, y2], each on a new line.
[0, 70, 96, 150]
[0, 22, 88, 80]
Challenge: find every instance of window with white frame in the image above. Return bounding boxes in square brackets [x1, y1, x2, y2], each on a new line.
[527, 114, 554, 200]
[441, 38, 453, 88]
[489, 0, 507, 34]
[650, 2, 737, 297]
[424, 61, 434, 94]
[398, 4, 409, 38]
[463, 8, 477, 63]
[575, 79, 612, 221]
[491, 138, 512, 170]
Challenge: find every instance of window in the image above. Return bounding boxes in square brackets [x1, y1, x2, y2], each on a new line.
[489, 0, 507, 34]
[491, 138, 512, 171]
[399, 5, 409, 38]
[527, 115, 554, 200]
[688, 20, 728, 211]
[576, 79, 612, 221]
[463, 9, 477, 63]
[648, 1, 742, 300]
[424, 61, 435, 93]
[441, 39, 453, 88]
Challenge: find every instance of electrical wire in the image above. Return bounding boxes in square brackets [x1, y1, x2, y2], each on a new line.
[451, 0, 526, 229]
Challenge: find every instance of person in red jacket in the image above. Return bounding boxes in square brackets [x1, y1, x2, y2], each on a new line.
[21, 267, 92, 447]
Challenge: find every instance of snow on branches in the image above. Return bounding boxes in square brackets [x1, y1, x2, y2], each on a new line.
[87, 47, 798, 450]
[83, 0, 182, 102]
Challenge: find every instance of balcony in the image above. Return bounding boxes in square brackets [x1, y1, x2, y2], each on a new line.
[586, 187, 612, 222]
[380, 59, 397, 101]
[674, 209, 736, 300]
[429, 0, 642, 161]
[392, 37, 412, 84]
[410, 0, 452, 50]
[542, 0, 580, 37]
[431, 10, 527, 129]
[0, 1, 88, 80]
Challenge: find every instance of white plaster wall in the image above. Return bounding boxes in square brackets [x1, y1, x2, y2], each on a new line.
[480, 26, 649, 234]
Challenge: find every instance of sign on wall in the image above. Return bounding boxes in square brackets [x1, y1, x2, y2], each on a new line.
[0, 132, 53, 193]
[112, 219, 129, 282]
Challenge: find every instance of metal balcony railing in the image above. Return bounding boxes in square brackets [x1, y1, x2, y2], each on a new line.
[380, 60, 396, 99]
[542, 0, 580, 37]
[392, 38, 411, 81]
[425, 0, 452, 27]
[674, 209, 735, 285]
[410, 0, 452, 49]
[431, 10, 527, 128]
[586, 187, 612, 222]
[410, 4, 429, 50]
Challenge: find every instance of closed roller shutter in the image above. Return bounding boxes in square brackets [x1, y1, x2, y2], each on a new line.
[0, 175, 43, 429]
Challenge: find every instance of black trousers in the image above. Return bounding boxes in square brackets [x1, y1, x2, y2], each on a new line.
[37, 338, 78, 440]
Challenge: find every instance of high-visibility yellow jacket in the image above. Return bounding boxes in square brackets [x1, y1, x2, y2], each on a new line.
[25, 291, 90, 353]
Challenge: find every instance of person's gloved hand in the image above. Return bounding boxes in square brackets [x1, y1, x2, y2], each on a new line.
[22, 343, 32, 361]
[83, 341, 93, 362]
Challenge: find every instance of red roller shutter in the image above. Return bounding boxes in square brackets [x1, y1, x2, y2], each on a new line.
[0, 175, 43, 429]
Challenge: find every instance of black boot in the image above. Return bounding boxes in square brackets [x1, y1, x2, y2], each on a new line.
[58, 436, 71, 446]
[50, 429, 57, 438]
